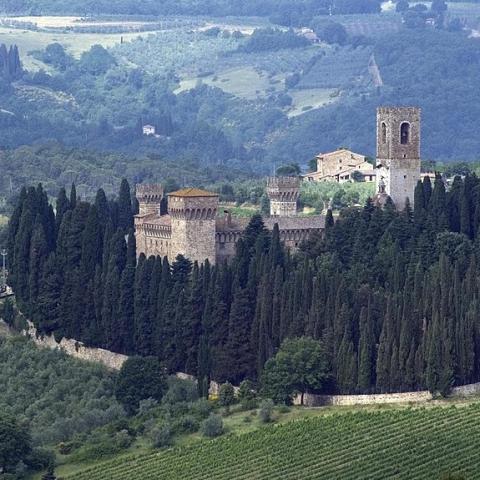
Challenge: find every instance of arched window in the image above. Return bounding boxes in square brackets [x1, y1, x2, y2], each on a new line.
[400, 122, 410, 145]
[381, 122, 387, 144]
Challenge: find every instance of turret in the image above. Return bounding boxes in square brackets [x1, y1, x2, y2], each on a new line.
[266, 176, 300, 217]
[136, 184, 164, 216]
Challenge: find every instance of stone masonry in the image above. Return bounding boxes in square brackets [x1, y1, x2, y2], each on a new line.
[135, 183, 325, 265]
[375, 106, 421, 210]
[266, 176, 299, 216]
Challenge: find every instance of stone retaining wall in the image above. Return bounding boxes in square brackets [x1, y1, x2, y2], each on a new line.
[22, 320, 480, 405]
[23, 320, 128, 370]
[293, 382, 480, 407]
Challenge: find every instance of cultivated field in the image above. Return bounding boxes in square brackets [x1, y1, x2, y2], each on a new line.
[65, 401, 480, 480]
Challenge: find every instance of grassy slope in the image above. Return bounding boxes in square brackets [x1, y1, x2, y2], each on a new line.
[63, 399, 480, 480]
[0, 26, 146, 70]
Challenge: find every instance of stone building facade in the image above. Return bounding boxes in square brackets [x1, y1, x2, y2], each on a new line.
[304, 148, 376, 183]
[375, 106, 421, 210]
[135, 180, 325, 265]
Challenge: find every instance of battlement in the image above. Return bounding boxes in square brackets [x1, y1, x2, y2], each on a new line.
[136, 183, 164, 216]
[136, 183, 164, 200]
[377, 106, 421, 117]
[168, 189, 219, 220]
[267, 176, 300, 189]
[267, 176, 299, 216]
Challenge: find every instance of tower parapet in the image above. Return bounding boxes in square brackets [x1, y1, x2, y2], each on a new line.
[168, 188, 219, 265]
[136, 184, 164, 216]
[376, 106, 421, 210]
[267, 176, 300, 217]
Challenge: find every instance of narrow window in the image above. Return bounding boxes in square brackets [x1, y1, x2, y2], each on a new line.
[381, 122, 387, 144]
[400, 122, 410, 145]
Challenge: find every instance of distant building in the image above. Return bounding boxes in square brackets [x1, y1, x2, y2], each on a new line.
[303, 148, 376, 183]
[297, 28, 320, 44]
[142, 124, 156, 136]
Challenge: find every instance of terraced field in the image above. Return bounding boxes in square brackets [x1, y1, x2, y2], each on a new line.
[67, 403, 480, 480]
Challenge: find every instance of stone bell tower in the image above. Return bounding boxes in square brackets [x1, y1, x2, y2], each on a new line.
[267, 176, 300, 217]
[136, 184, 164, 216]
[376, 107, 421, 210]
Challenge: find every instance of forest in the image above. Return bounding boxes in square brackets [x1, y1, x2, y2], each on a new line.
[1, 17, 479, 200]
[4, 0, 382, 21]
[7, 173, 480, 399]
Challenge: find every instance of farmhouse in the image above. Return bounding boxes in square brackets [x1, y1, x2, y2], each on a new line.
[303, 148, 376, 183]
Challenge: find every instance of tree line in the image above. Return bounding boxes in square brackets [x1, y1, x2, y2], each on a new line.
[0, 43, 22, 82]
[7, 174, 480, 396]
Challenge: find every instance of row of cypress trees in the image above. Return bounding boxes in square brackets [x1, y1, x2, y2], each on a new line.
[7, 174, 480, 395]
[0, 44, 22, 81]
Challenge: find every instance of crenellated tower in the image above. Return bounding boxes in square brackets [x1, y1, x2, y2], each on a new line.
[267, 176, 300, 217]
[136, 184, 164, 216]
[168, 188, 219, 265]
[376, 106, 421, 210]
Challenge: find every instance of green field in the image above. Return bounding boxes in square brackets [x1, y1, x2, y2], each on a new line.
[0, 26, 146, 70]
[175, 66, 284, 100]
[288, 88, 339, 117]
[65, 401, 480, 480]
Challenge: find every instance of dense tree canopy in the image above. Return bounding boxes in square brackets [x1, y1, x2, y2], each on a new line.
[8, 174, 480, 397]
[261, 337, 330, 404]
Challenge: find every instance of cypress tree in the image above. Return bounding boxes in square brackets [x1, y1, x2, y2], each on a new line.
[70, 183, 77, 210]
[55, 187, 70, 238]
[118, 178, 133, 232]
[116, 234, 136, 354]
[134, 255, 154, 356]
[28, 218, 48, 312]
[357, 306, 375, 392]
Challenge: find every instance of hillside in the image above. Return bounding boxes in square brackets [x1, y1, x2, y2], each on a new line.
[66, 402, 480, 480]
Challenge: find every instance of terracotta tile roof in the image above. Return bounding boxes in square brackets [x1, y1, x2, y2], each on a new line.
[168, 188, 218, 197]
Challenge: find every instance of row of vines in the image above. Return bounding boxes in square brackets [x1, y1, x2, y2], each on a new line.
[68, 404, 480, 479]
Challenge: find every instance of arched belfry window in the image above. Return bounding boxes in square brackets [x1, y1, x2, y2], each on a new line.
[381, 122, 387, 144]
[400, 122, 410, 145]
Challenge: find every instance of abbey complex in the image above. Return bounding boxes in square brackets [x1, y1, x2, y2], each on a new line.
[135, 107, 422, 264]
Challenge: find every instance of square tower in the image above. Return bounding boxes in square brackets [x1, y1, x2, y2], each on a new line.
[168, 188, 219, 265]
[376, 107, 421, 210]
[136, 184, 164, 216]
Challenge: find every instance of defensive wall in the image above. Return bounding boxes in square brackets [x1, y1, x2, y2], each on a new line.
[20, 319, 480, 405]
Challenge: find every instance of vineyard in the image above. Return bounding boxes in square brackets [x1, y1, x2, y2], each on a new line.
[297, 46, 374, 89]
[66, 403, 480, 480]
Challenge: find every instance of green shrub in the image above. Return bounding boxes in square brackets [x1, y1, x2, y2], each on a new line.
[173, 415, 199, 434]
[114, 430, 134, 449]
[201, 414, 224, 438]
[259, 399, 274, 423]
[218, 382, 236, 408]
[191, 398, 212, 419]
[150, 423, 173, 449]
[277, 404, 291, 414]
[162, 377, 199, 405]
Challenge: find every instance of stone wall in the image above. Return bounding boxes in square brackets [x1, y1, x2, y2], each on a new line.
[19, 320, 480, 403]
[23, 320, 128, 370]
[293, 382, 480, 406]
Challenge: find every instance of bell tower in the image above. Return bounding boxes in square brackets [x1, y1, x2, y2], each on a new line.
[376, 107, 421, 210]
